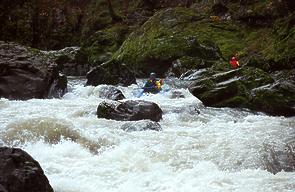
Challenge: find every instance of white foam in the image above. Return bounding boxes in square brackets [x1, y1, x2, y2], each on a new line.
[0, 78, 294, 192]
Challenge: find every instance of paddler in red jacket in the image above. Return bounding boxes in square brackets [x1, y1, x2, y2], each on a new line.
[230, 53, 240, 69]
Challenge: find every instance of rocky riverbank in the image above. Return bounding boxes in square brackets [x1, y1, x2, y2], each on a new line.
[1, 1, 294, 116]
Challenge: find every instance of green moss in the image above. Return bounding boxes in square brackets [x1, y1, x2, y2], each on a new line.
[240, 67, 274, 88]
[113, 7, 226, 75]
[83, 23, 130, 65]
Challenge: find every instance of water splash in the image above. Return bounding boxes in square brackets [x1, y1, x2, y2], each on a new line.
[0, 77, 294, 192]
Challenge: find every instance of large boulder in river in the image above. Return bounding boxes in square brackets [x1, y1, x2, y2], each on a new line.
[188, 66, 295, 116]
[0, 147, 54, 192]
[42, 47, 90, 76]
[112, 7, 223, 76]
[0, 41, 67, 100]
[97, 100, 162, 122]
[86, 61, 136, 86]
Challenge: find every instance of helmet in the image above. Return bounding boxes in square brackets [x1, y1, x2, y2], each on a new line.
[150, 72, 156, 79]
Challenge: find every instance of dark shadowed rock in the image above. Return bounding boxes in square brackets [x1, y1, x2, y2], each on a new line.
[44, 47, 90, 76]
[0, 41, 67, 100]
[86, 61, 136, 86]
[97, 85, 125, 100]
[121, 120, 162, 132]
[188, 66, 295, 116]
[250, 70, 295, 116]
[97, 100, 162, 122]
[0, 147, 54, 192]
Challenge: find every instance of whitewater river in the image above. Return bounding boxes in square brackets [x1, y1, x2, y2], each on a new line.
[0, 77, 294, 192]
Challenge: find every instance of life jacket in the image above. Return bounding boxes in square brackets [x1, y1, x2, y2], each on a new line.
[230, 56, 239, 69]
[155, 81, 161, 89]
[143, 79, 162, 93]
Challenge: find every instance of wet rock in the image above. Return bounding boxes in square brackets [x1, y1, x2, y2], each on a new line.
[188, 66, 295, 116]
[244, 54, 270, 72]
[169, 90, 185, 99]
[262, 141, 295, 174]
[121, 120, 162, 132]
[0, 147, 54, 192]
[97, 85, 125, 100]
[86, 61, 136, 86]
[250, 70, 295, 116]
[166, 56, 214, 77]
[57, 48, 90, 76]
[0, 41, 67, 100]
[180, 68, 208, 81]
[97, 100, 162, 122]
[42, 47, 90, 76]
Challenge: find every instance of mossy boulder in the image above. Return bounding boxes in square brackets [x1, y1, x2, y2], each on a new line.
[189, 65, 291, 115]
[83, 24, 130, 65]
[40, 47, 90, 76]
[189, 65, 295, 116]
[113, 7, 225, 77]
[0, 41, 67, 100]
[268, 15, 295, 70]
[250, 70, 295, 116]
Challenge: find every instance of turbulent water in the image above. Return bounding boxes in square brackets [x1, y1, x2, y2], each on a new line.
[0, 77, 294, 192]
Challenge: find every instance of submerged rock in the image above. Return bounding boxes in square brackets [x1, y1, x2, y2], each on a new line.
[97, 100, 162, 122]
[97, 85, 125, 101]
[0, 41, 67, 100]
[262, 141, 295, 174]
[121, 120, 162, 132]
[0, 147, 54, 192]
[169, 90, 185, 99]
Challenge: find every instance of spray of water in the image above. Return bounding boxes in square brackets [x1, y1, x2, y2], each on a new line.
[0, 78, 294, 192]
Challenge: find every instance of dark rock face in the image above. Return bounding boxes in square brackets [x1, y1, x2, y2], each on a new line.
[49, 47, 90, 76]
[121, 120, 162, 132]
[250, 70, 295, 116]
[97, 100, 162, 122]
[86, 61, 136, 86]
[97, 85, 125, 101]
[0, 147, 54, 192]
[188, 66, 295, 116]
[0, 41, 67, 100]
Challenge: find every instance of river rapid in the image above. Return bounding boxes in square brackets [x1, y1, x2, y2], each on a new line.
[0, 77, 294, 192]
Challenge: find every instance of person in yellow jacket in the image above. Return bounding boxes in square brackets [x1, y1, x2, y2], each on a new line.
[143, 73, 164, 94]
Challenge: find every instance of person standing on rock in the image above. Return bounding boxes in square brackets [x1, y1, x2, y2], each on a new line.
[143, 72, 164, 94]
[230, 53, 240, 69]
